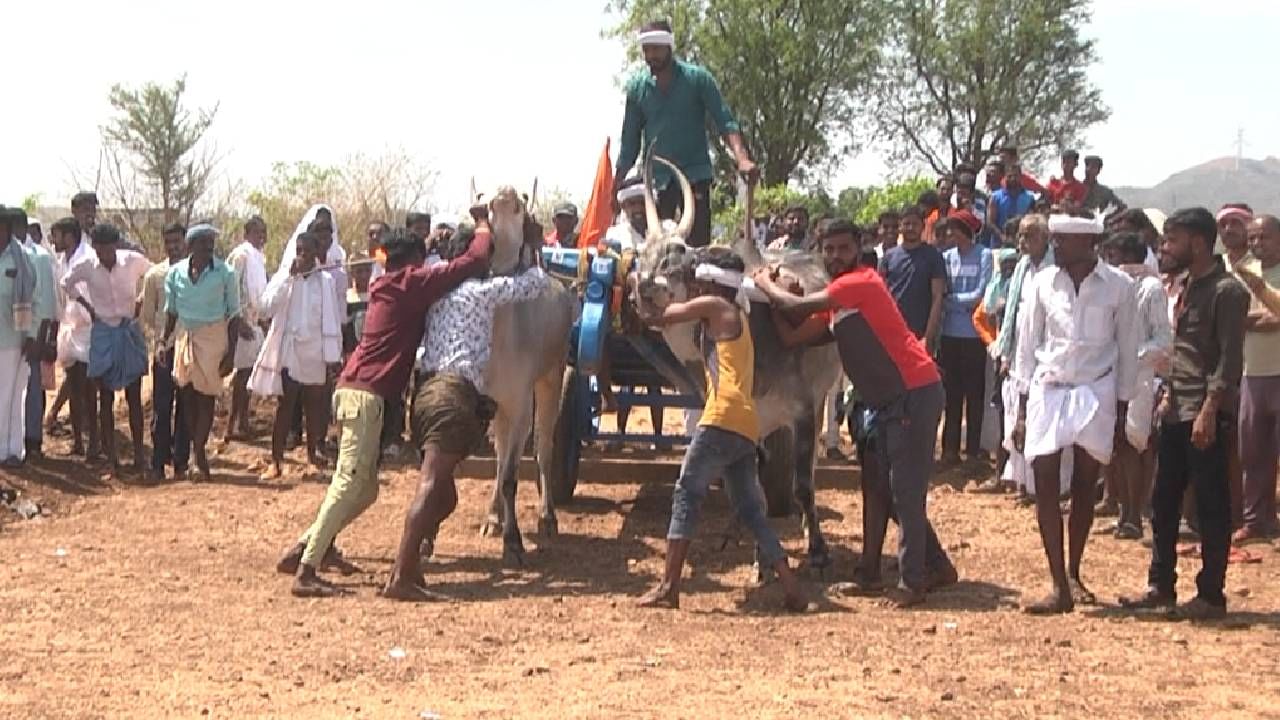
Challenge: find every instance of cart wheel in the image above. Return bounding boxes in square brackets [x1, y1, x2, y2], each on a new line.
[760, 427, 795, 518]
[550, 367, 583, 504]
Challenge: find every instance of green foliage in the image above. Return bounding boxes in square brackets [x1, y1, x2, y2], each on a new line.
[871, 0, 1107, 173]
[20, 194, 41, 214]
[100, 74, 219, 253]
[245, 162, 344, 267]
[607, 0, 884, 187]
[853, 177, 933, 224]
[710, 183, 833, 240]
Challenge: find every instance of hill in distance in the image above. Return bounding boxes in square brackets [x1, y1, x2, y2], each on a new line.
[1115, 156, 1280, 213]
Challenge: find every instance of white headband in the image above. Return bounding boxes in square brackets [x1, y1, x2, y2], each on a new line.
[1047, 214, 1104, 236]
[637, 30, 675, 48]
[694, 263, 742, 288]
[616, 184, 648, 204]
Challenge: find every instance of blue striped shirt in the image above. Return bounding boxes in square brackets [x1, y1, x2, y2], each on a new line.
[942, 244, 993, 338]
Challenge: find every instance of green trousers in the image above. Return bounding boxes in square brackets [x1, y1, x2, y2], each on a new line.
[299, 388, 385, 567]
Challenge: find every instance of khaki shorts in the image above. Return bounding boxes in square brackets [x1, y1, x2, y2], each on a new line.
[411, 372, 496, 456]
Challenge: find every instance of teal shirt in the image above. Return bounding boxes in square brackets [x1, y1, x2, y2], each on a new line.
[616, 60, 740, 190]
[164, 257, 239, 329]
[25, 241, 58, 326]
[0, 243, 55, 350]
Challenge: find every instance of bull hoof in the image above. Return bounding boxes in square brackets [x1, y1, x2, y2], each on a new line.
[480, 518, 503, 538]
[537, 515, 559, 539]
[502, 539, 527, 568]
[806, 546, 832, 571]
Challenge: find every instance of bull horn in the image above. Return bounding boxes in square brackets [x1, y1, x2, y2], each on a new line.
[653, 156, 694, 242]
[641, 144, 663, 245]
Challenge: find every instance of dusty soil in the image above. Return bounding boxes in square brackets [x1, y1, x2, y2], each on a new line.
[2, 400, 1280, 720]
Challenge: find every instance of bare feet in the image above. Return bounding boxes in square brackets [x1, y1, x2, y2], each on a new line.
[321, 547, 361, 576]
[263, 463, 285, 482]
[381, 578, 449, 602]
[637, 583, 680, 609]
[1023, 589, 1074, 615]
[1068, 576, 1097, 606]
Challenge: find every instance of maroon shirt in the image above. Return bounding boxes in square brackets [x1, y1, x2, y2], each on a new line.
[339, 229, 492, 398]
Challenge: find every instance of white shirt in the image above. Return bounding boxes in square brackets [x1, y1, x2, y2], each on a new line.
[60, 236, 95, 329]
[60, 249, 152, 325]
[603, 218, 675, 252]
[1014, 260, 1139, 402]
[1133, 273, 1174, 371]
[259, 269, 343, 386]
[419, 268, 549, 395]
[226, 241, 268, 322]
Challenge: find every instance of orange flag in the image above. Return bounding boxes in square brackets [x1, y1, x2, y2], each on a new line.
[577, 138, 615, 250]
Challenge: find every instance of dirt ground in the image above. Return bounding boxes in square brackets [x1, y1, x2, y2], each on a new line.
[2, 399, 1280, 720]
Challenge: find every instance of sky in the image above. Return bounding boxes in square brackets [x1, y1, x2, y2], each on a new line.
[6, 0, 1280, 218]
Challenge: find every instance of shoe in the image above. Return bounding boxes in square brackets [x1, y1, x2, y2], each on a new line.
[1117, 587, 1176, 611]
[1232, 526, 1276, 546]
[1178, 520, 1200, 541]
[1094, 499, 1119, 517]
[1172, 596, 1226, 621]
[969, 478, 1005, 494]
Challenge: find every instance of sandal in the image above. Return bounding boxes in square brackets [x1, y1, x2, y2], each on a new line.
[1114, 522, 1143, 540]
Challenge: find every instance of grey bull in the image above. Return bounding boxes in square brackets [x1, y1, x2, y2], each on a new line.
[630, 153, 842, 571]
[419, 187, 575, 566]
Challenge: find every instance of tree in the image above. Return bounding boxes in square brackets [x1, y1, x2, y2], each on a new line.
[244, 149, 437, 268]
[869, 0, 1108, 175]
[100, 75, 220, 250]
[607, 0, 884, 187]
[853, 177, 932, 224]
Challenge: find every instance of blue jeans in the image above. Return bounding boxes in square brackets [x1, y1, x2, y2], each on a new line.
[25, 356, 43, 447]
[668, 425, 786, 567]
[151, 355, 190, 473]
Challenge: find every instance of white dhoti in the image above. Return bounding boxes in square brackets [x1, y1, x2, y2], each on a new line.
[0, 348, 30, 461]
[1002, 378, 1074, 495]
[233, 324, 264, 370]
[979, 356, 1001, 454]
[56, 322, 90, 367]
[1025, 373, 1117, 466]
[1125, 375, 1159, 452]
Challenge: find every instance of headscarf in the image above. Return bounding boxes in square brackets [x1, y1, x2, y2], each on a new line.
[992, 245, 1055, 361]
[274, 204, 344, 283]
[982, 248, 1018, 316]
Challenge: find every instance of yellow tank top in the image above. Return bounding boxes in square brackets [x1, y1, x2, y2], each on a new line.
[698, 311, 759, 442]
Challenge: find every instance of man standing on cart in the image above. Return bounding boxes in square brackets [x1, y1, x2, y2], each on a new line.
[614, 19, 758, 248]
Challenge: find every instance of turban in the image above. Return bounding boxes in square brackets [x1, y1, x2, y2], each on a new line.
[1047, 214, 1104, 235]
[637, 30, 675, 49]
[945, 209, 982, 237]
[616, 183, 648, 204]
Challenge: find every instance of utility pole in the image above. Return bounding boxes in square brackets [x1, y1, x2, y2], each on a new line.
[1235, 127, 1246, 171]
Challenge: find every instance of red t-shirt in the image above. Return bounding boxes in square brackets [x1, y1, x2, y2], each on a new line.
[339, 229, 492, 398]
[827, 266, 940, 407]
[1047, 177, 1086, 206]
